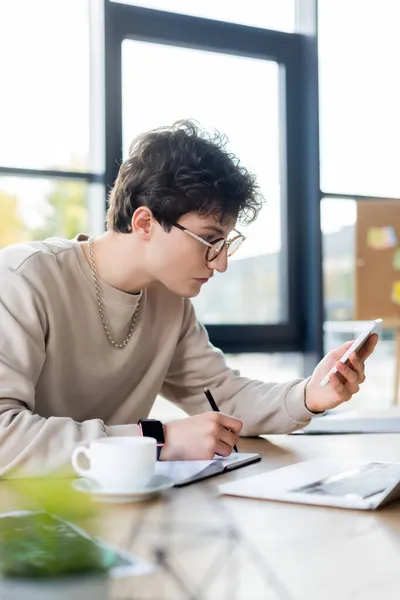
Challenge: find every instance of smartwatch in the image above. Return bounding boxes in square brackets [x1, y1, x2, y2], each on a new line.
[138, 419, 165, 460]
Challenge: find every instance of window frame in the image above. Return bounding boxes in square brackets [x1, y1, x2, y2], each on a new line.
[0, 0, 106, 238]
[104, 0, 323, 357]
[0, 0, 324, 367]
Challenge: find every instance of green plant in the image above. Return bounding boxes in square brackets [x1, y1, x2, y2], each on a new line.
[0, 478, 116, 579]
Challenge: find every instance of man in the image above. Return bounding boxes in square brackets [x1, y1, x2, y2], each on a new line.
[0, 121, 377, 476]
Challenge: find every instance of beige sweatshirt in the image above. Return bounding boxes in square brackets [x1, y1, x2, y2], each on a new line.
[0, 236, 313, 477]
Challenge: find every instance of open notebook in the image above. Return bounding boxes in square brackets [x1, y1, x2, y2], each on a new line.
[155, 453, 261, 487]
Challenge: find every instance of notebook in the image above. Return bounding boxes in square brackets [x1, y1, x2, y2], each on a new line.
[293, 409, 400, 434]
[155, 453, 261, 487]
[219, 458, 400, 510]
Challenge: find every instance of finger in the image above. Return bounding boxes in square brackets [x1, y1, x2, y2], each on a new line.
[335, 371, 347, 385]
[331, 364, 346, 384]
[345, 381, 360, 396]
[331, 340, 355, 361]
[336, 360, 359, 384]
[329, 373, 352, 400]
[347, 352, 366, 382]
[206, 418, 239, 447]
[357, 333, 378, 361]
[219, 426, 239, 451]
[217, 413, 243, 435]
[331, 371, 359, 398]
[214, 439, 234, 457]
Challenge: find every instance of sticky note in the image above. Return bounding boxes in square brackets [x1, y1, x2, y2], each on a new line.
[387, 227, 398, 247]
[392, 281, 400, 306]
[367, 226, 397, 250]
[393, 249, 400, 270]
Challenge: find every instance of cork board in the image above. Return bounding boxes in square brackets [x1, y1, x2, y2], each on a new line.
[355, 200, 400, 322]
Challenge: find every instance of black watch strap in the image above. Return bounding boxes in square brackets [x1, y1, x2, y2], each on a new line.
[138, 419, 165, 461]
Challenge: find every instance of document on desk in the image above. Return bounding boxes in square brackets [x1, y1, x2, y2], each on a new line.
[155, 453, 261, 487]
[219, 458, 400, 510]
[293, 409, 400, 434]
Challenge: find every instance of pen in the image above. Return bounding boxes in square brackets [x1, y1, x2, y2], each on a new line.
[203, 388, 238, 453]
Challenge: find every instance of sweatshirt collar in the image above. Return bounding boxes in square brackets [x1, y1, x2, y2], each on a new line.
[72, 234, 143, 308]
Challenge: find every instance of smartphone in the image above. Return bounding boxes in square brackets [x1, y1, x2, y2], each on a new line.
[319, 318, 383, 387]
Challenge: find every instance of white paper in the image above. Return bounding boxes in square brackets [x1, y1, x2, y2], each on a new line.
[213, 453, 259, 465]
[156, 453, 260, 485]
[155, 460, 215, 483]
[218, 458, 400, 510]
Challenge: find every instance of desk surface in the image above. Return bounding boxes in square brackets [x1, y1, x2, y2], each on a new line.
[4, 434, 400, 600]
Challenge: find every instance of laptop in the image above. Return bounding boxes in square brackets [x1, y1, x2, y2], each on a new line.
[292, 408, 400, 435]
[219, 458, 400, 510]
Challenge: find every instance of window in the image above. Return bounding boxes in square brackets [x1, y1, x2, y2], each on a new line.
[122, 40, 285, 324]
[0, 0, 316, 355]
[0, 177, 90, 248]
[0, 0, 91, 173]
[321, 197, 357, 322]
[111, 0, 295, 32]
[0, 0, 105, 249]
[319, 0, 400, 197]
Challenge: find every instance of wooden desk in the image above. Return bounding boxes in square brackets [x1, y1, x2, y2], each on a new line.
[4, 435, 400, 600]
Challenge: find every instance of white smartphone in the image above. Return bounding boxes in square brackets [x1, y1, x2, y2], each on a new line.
[319, 318, 383, 387]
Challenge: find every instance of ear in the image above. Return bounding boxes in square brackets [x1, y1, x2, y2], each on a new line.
[131, 207, 154, 239]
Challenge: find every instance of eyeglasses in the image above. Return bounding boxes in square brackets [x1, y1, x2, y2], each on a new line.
[173, 223, 246, 263]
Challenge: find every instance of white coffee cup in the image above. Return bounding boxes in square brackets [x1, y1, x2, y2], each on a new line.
[71, 436, 157, 491]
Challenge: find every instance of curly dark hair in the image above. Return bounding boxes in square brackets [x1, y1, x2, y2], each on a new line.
[106, 120, 264, 232]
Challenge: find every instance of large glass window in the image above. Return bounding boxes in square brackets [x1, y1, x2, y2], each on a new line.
[0, 177, 105, 248]
[321, 197, 356, 323]
[321, 197, 395, 408]
[319, 0, 400, 197]
[0, 177, 90, 248]
[122, 40, 284, 324]
[111, 0, 295, 32]
[0, 0, 91, 173]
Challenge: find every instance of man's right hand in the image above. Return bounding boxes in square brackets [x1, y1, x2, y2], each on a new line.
[160, 412, 243, 461]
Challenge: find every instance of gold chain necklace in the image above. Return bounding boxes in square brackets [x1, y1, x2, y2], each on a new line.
[87, 238, 141, 349]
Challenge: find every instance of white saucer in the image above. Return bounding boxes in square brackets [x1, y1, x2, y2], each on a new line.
[72, 474, 174, 503]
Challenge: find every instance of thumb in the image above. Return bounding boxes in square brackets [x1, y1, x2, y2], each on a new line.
[330, 340, 354, 361]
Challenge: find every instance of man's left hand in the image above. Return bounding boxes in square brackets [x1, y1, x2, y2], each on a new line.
[305, 334, 378, 413]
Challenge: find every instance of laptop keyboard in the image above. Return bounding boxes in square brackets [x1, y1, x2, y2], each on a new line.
[291, 462, 400, 499]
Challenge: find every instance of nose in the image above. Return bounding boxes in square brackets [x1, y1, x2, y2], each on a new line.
[208, 247, 228, 273]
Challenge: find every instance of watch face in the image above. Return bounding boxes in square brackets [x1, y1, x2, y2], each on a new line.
[141, 420, 165, 444]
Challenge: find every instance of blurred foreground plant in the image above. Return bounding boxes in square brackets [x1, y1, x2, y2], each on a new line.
[0, 477, 115, 579]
